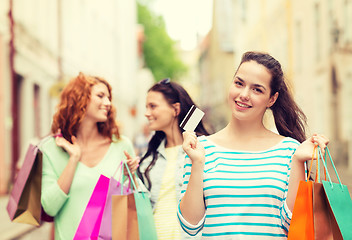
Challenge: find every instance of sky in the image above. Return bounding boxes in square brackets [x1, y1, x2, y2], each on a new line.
[150, 0, 213, 50]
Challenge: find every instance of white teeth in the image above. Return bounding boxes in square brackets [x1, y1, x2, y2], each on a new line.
[236, 102, 250, 108]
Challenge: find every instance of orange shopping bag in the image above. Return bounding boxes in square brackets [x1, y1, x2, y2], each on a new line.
[287, 147, 317, 240]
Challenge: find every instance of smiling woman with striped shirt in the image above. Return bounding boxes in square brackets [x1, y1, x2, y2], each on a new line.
[178, 51, 329, 239]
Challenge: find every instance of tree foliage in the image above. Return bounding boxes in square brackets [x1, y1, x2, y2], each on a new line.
[137, 2, 187, 82]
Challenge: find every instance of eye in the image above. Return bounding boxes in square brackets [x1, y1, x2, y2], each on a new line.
[147, 103, 156, 109]
[234, 80, 243, 87]
[253, 88, 263, 93]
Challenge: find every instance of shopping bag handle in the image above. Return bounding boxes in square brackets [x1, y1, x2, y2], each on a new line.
[121, 161, 143, 196]
[315, 145, 328, 183]
[111, 161, 131, 191]
[112, 161, 123, 179]
[307, 145, 317, 181]
[317, 146, 343, 190]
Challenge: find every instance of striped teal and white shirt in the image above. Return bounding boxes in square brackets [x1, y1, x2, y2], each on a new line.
[177, 135, 300, 239]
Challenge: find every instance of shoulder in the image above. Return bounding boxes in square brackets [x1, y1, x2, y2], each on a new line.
[39, 136, 60, 153]
[197, 135, 210, 146]
[280, 137, 301, 149]
[197, 135, 218, 152]
[112, 135, 133, 146]
[39, 137, 69, 166]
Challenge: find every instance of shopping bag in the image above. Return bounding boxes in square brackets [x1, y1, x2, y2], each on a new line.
[312, 147, 342, 240]
[98, 162, 132, 240]
[111, 162, 157, 240]
[134, 190, 158, 240]
[320, 147, 352, 240]
[112, 193, 139, 240]
[123, 161, 158, 240]
[7, 144, 43, 226]
[73, 174, 110, 240]
[288, 181, 314, 239]
[287, 147, 316, 240]
[313, 183, 342, 240]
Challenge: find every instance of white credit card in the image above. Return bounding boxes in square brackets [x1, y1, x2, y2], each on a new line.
[180, 105, 205, 132]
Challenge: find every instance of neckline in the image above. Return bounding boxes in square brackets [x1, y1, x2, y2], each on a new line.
[78, 141, 113, 169]
[202, 135, 289, 153]
[165, 145, 181, 150]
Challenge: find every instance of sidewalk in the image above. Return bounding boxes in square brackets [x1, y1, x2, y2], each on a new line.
[1, 164, 351, 240]
[0, 195, 35, 240]
[0, 195, 51, 240]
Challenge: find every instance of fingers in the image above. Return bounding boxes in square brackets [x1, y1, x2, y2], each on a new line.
[311, 134, 329, 148]
[182, 131, 197, 149]
[55, 135, 68, 147]
[53, 129, 63, 138]
[311, 133, 329, 156]
[124, 151, 140, 175]
[71, 135, 77, 144]
[124, 150, 132, 159]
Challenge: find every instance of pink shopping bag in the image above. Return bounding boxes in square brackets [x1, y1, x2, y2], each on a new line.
[7, 143, 53, 225]
[98, 176, 132, 239]
[7, 144, 42, 226]
[73, 174, 110, 240]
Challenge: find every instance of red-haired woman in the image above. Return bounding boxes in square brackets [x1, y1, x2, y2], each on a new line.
[40, 72, 139, 240]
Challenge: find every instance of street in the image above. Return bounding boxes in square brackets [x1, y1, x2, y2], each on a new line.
[1, 162, 351, 240]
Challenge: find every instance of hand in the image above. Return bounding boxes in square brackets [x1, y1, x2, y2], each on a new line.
[123, 151, 140, 176]
[182, 131, 205, 166]
[293, 133, 329, 163]
[54, 129, 81, 162]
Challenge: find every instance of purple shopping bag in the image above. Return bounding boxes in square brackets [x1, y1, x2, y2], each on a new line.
[98, 177, 132, 239]
[73, 174, 110, 240]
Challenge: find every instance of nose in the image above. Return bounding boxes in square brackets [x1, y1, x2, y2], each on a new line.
[144, 108, 151, 117]
[103, 97, 111, 107]
[239, 87, 250, 101]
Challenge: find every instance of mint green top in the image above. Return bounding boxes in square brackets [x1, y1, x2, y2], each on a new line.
[40, 135, 135, 240]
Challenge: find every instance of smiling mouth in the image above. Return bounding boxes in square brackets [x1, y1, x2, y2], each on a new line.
[236, 101, 251, 108]
[101, 109, 109, 115]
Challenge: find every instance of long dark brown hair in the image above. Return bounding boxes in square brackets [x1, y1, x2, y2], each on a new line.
[237, 51, 307, 143]
[137, 80, 209, 190]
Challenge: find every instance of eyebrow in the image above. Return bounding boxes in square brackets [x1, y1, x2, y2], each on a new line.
[235, 76, 267, 91]
[98, 91, 110, 97]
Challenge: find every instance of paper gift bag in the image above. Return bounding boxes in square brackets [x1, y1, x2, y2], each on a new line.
[6, 144, 43, 226]
[134, 190, 158, 240]
[313, 182, 342, 240]
[320, 147, 352, 240]
[288, 180, 314, 240]
[312, 147, 342, 240]
[122, 161, 158, 240]
[73, 174, 110, 240]
[112, 193, 139, 240]
[98, 165, 132, 240]
[288, 147, 317, 240]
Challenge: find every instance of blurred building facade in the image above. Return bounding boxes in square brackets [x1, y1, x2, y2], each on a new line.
[198, 0, 236, 132]
[198, 0, 352, 169]
[0, 0, 153, 194]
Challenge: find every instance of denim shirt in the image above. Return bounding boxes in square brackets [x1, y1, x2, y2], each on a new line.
[138, 139, 185, 210]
